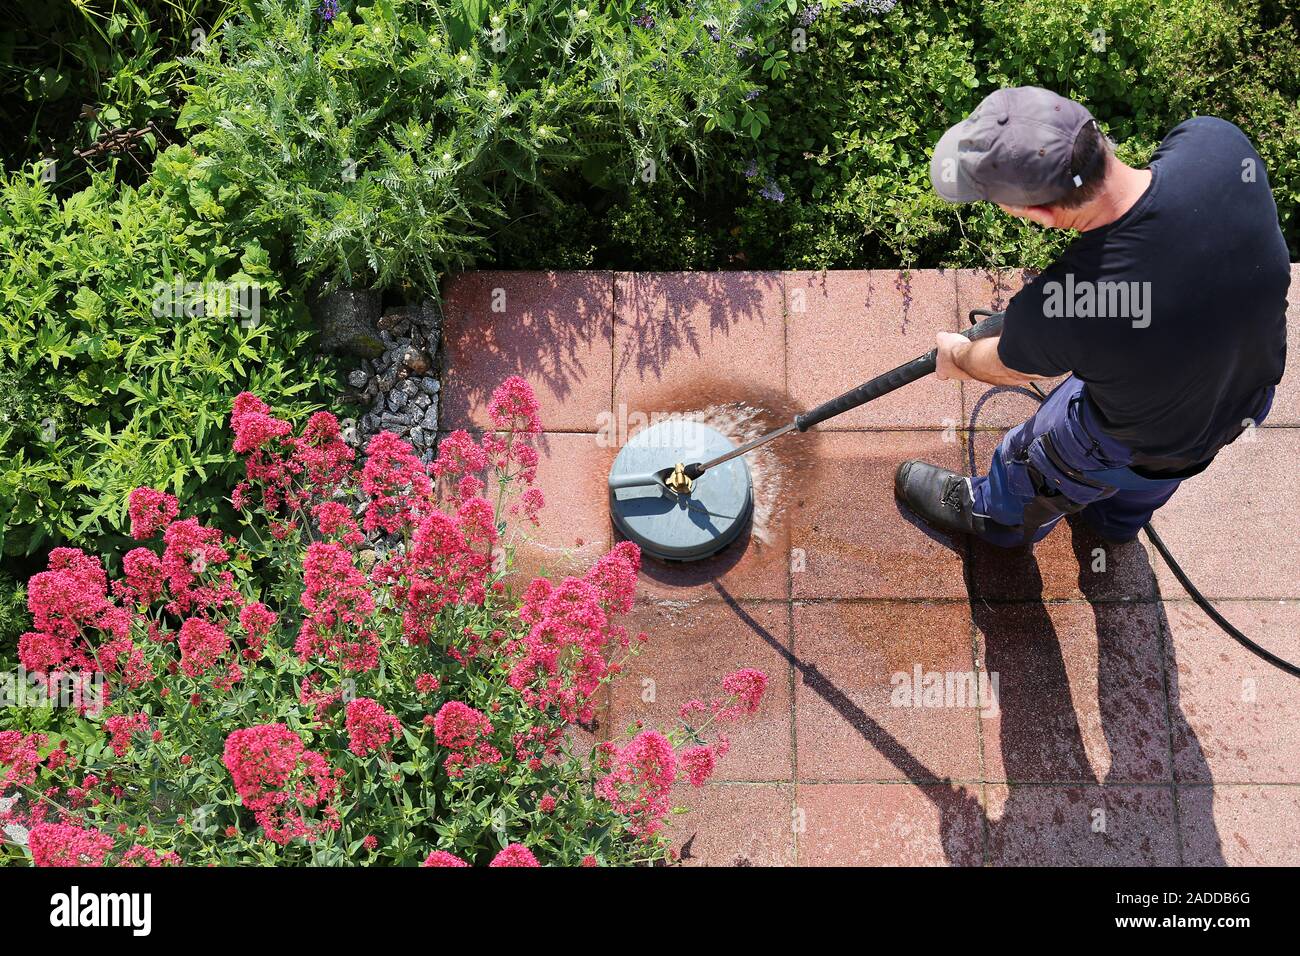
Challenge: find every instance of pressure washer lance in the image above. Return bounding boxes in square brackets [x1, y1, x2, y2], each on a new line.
[654, 310, 1006, 494]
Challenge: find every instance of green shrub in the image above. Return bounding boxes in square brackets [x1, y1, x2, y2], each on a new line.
[722, 0, 1300, 270]
[0, 1, 224, 186]
[0, 147, 333, 563]
[179, 0, 785, 296]
[0, 572, 26, 667]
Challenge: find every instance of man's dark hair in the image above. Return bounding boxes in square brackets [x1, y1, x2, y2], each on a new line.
[1050, 119, 1111, 209]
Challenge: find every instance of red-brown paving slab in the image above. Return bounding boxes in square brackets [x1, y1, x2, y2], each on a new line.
[792, 602, 983, 783]
[975, 601, 1170, 783]
[465, 267, 1300, 866]
[1179, 785, 1300, 865]
[612, 271, 785, 413]
[1163, 600, 1300, 784]
[502, 432, 613, 584]
[984, 784, 1179, 865]
[441, 271, 612, 432]
[784, 270, 961, 429]
[964, 429, 1159, 602]
[1263, 262, 1300, 425]
[788, 430, 968, 600]
[666, 783, 795, 866]
[608, 601, 792, 782]
[796, 783, 984, 866]
[1141, 430, 1300, 600]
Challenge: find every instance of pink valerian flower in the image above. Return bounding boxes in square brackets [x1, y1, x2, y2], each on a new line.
[415, 673, 441, 694]
[580, 855, 598, 867]
[295, 412, 356, 499]
[422, 850, 469, 867]
[504, 542, 641, 724]
[313, 501, 364, 546]
[120, 646, 154, 690]
[362, 835, 379, 852]
[29, 822, 116, 867]
[0, 731, 46, 790]
[230, 396, 355, 519]
[295, 542, 379, 672]
[582, 541, 640, 616]
[375, 499, 497, 646]
[230, 392, 292, 455]
[237, 601, 277, 660]
[177, 618, 230, 679]
[538, 794, 557, 814]
[222, 724, 339, 845]
[160, 519, 238, 616]
[678, 745, 716, 787]
[487, 376, 542, 434]
[717, 668, 768, 720]
[594, 730, 677, 839]
[344, 698, 401, 757]
[433, 701, 502, 778]
[18, 549, 131, 675]
[118, 845, 182, 867]
[490, 843, 541, 868]
[127, 487, 179, 540]
[298, 673, 342, 723]
[431, 430, 489, 482]
[485, 432, 540, 485]
[508, 487, 545, 525]
[104, 713, 152, 758]
[678, 698, 708, 722]
[360, 431, 433, 535]
[115, 548, 165, 606]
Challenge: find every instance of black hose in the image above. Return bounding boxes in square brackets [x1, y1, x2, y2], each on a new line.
[966, 309, 1300, 679]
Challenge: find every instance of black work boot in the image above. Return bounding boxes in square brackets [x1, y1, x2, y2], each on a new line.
[894, 460, 982, 537]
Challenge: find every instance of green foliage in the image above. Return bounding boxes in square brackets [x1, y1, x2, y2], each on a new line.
[179, 0, 782, 296]
[0, 0, 224, 185]
[0, 572, 27, 665]
[0, 147, 333, 562]
[723, 0, 1300, 269]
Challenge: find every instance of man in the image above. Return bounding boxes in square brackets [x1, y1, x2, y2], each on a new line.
[895, 86, 1290, 547]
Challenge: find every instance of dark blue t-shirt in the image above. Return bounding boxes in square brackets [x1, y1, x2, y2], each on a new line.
[997, 116, 1290, 471]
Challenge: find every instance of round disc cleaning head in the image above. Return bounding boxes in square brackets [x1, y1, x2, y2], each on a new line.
[608, 420, 754, 562]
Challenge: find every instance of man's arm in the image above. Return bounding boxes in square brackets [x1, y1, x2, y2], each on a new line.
[934, 332, 1045, 386]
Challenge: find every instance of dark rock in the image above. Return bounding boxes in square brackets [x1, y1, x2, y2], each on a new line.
[399, 346, 431, 376]
[417, 298, 444, 345]
[316, 289, 384, 358]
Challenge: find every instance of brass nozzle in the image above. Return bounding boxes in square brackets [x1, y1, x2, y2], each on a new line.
[663, 462, 694, 496]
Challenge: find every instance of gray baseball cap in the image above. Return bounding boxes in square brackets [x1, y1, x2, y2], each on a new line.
[930, 86, 1097, 206]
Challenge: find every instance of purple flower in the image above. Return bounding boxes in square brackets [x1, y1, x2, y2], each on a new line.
[317, 0, 339, 21]
[744, 89, 761, 101]
[760, 178, 785, 203]
[744, 160, 759, 179]
[798, 4, 822, 26]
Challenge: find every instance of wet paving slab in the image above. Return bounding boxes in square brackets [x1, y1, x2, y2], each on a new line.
[448, 268, 1300, 865]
